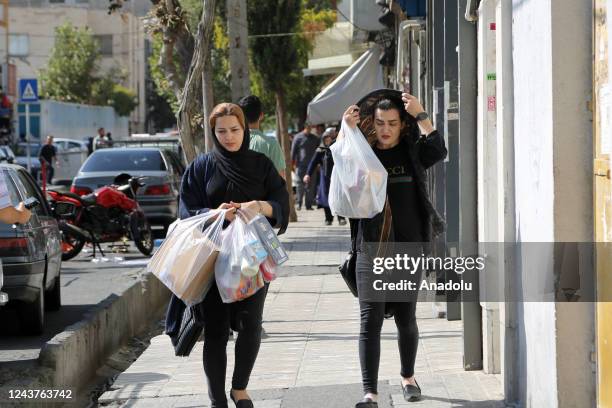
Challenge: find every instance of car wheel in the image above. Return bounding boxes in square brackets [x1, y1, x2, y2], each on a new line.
[45, 274, 61, 311]
[18, 287, 45, 335]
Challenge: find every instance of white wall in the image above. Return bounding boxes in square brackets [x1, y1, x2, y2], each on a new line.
[511, 0, 595, 406]
[512, 0, 558, 405]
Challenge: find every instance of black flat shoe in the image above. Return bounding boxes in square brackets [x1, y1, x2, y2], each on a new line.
[402, 380, 422, 401]
[355, 398, 378, 408]
[230, 391, 254, 408]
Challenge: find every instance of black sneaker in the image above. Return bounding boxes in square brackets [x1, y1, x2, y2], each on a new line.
[325, 220, 333, 226]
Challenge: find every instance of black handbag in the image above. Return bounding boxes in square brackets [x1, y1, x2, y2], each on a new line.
[173, 303, 204, 357]
[339, 220, 359, 297]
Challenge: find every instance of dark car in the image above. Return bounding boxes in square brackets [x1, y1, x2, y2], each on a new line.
[70, 148, 184, 233]
[13, 142, 42, 179]
[0, 164, 62, 334]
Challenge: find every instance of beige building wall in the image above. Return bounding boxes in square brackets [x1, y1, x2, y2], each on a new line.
[2, 4, 146, 132]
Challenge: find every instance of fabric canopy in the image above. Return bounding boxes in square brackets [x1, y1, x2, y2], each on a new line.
[307, 46, 384, 125]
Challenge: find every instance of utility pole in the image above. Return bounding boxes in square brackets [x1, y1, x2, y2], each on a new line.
[227, 0, 250, 102]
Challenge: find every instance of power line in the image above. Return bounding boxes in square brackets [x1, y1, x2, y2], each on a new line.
[334, 6, 368, 32]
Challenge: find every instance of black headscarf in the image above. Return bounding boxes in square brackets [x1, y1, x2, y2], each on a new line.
[211, 125, 261, 197]
[210, 122, 290, 234]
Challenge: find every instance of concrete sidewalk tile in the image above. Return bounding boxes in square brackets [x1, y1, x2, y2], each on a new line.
[100, 210, 504, 407]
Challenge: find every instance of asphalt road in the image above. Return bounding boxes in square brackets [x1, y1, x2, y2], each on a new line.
[0, 243, 152, 365]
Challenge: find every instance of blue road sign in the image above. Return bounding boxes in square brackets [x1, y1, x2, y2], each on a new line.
[18, 79, 39, 103]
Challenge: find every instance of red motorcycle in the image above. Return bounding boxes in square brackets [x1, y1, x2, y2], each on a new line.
[48, 174, 154, 261]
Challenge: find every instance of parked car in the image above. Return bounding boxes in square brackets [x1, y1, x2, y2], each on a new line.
[0, 164, 62, 334]
[51, 139, 89, 185]
[71, 148, 184, 233]
[0, 267, 7, 306]
[0, 146, 15, 164]
[13, 142, 42, 179]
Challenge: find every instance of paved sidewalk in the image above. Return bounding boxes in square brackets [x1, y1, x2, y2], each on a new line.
[98, 209, 504, 407]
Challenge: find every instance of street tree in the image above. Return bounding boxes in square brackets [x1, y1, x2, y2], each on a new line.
[40, 23, 137, 117]
[248, 0, 302, 222]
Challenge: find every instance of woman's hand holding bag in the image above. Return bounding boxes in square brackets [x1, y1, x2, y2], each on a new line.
[328, 106, 388, 219]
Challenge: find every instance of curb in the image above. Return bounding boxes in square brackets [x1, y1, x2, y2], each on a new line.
[38, 269, 171, 394]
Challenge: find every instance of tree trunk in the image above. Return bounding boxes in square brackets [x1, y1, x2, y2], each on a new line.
[176, 0, 216, 163]
[203, 57, 215, 152]
[227, 0, 250, 102]
[276, 87, 297, 222]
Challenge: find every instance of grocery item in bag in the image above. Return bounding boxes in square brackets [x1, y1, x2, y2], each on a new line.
[215, 214, 265, 303]
[249, 214, 288, 265]
[148, 210, 225, 306]
[329, 120, 387, 218]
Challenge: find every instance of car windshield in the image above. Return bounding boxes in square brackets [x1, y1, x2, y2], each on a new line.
[81, 150, 166, 172]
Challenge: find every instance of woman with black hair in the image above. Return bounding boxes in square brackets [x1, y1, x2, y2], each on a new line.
[341, 90, 447, 407]
[175, 103, 289, 408]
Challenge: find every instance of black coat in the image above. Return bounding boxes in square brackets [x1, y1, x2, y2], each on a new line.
[165, 152, 289, 354]
[353, 130, 447, 249]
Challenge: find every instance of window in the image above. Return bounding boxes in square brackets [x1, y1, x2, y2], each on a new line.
[81, 150, 166, 172]
[9, 34, 29, 57]
[0, 170, 24, 232]
[16, 170, 49, 216]
[94, 35, 113, 56]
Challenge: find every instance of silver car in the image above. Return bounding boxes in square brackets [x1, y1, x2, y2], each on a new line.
[70, 148, 184, 232]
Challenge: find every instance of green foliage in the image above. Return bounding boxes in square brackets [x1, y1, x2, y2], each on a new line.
[110, 85, 138, 117]
[248, 1, 335, 126]
[40, 23, 100, 103]
[40, 22, 137, 117]
[148, 32, 181, 111]
[248, 0, 302, 93]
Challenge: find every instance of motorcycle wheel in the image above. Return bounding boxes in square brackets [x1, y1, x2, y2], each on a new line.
[61, 231, 85, 261]
[131, 214, 154, 256]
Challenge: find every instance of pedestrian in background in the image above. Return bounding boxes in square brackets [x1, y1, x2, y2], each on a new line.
[304, 127, 346, 226]
[175, 103, 289, 408]
[291, 124, 319, 210]
[38, 135, 58, 185]
[341, 89, 447, 407]
[93, 127, 110, 151]
[238, 95, 286, 179]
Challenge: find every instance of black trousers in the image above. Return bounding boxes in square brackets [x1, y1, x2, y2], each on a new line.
[356, 252, 420, 395]
[322, 206, 346, 223]
[200, 282, 268, 408]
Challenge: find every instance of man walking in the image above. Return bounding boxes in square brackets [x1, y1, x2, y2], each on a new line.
[291, 124, 319, 210]
[238, 95, 286, 179]
[38, 135, 58, 185]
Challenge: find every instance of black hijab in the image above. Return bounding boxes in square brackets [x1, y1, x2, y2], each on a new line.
[210, 120, 290, 234]
[211, 124, 262, 198]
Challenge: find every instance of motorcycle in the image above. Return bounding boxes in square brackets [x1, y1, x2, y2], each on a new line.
[48, 173, 154, 261]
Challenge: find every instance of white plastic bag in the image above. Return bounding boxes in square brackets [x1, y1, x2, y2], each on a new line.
[215, 212, 265, 303]
[329, 120, 388, 218]
[148, 209, 226, 306]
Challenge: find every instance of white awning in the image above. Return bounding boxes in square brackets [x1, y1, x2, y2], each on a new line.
[307, 46, 384, 125]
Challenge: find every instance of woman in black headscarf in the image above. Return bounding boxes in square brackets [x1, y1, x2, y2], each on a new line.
[177, 103, 289, 408]
[341, 90, 447, 407]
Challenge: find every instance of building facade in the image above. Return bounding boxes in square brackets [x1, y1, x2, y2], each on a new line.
[1, 0, 149, 133]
